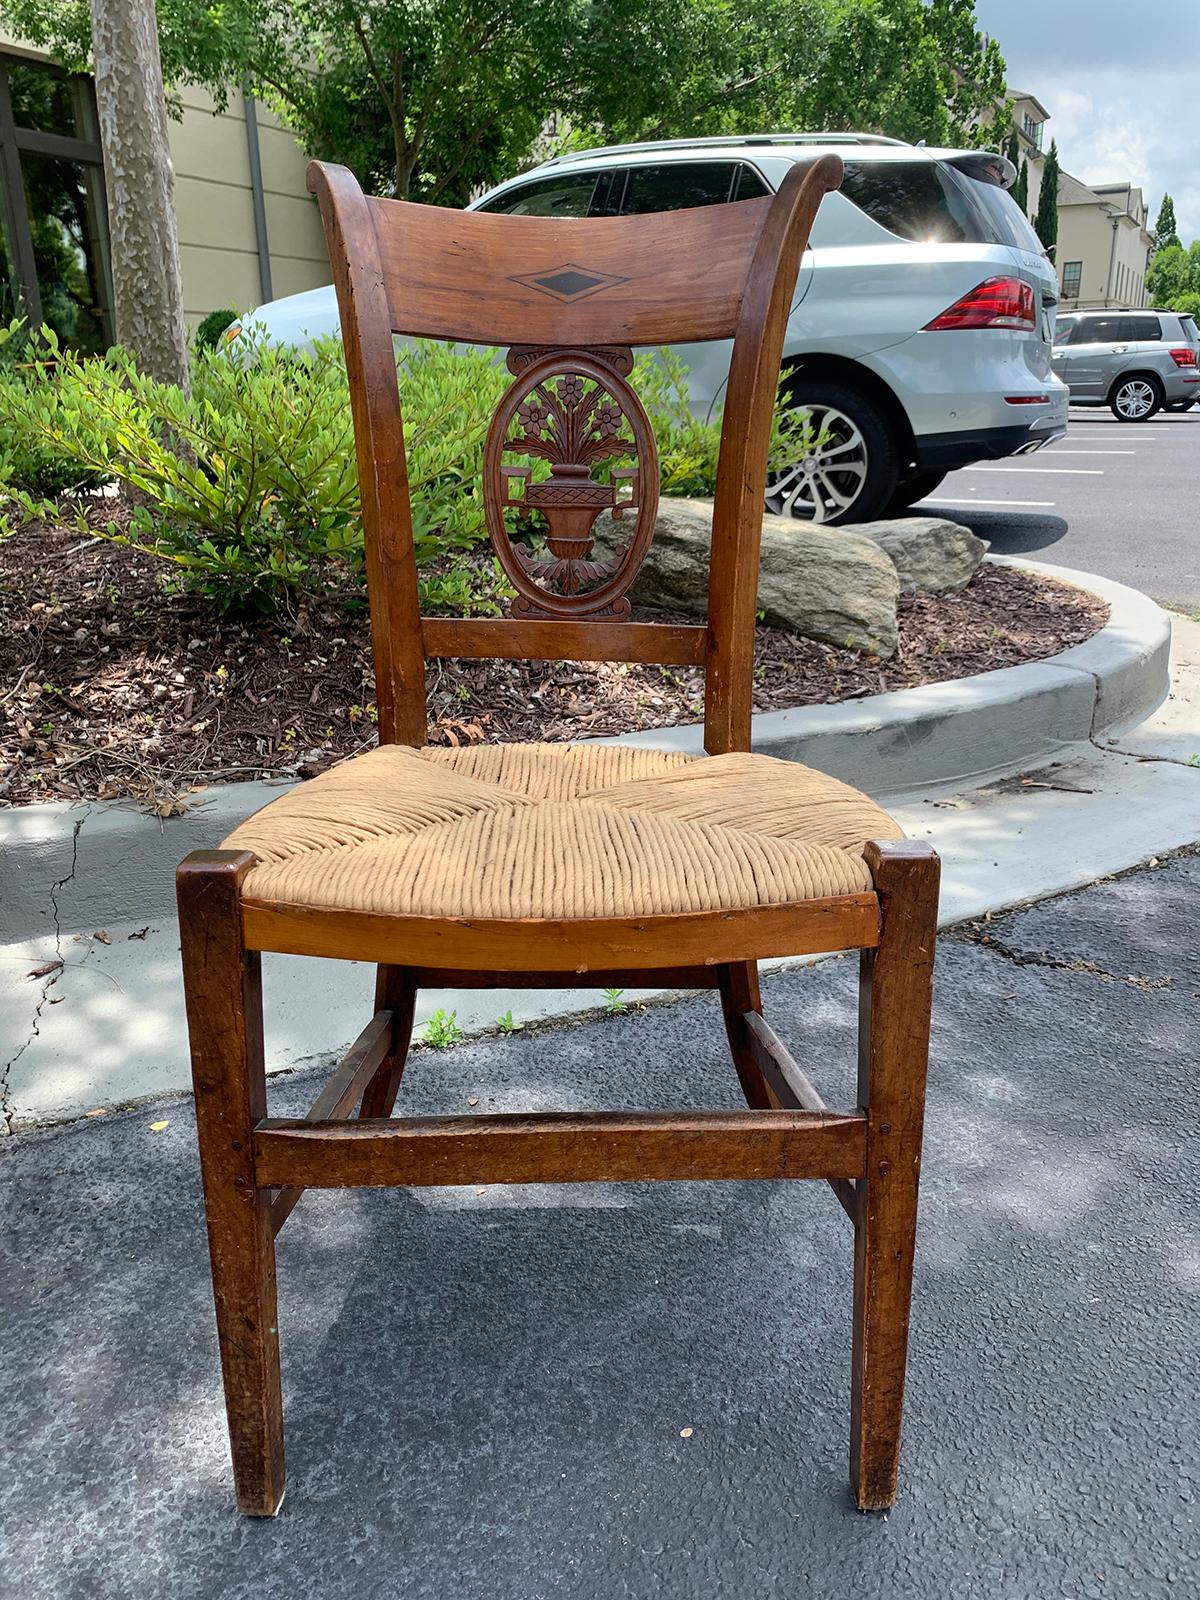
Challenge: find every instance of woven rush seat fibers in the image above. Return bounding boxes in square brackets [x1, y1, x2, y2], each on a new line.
[223, 743, 903, 921]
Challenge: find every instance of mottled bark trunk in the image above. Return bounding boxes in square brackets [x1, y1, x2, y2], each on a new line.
[88, 0, 189, 389]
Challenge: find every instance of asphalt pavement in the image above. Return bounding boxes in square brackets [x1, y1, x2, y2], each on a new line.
[2, 851, 1197, 1600]
[919, 405, 1200, 611]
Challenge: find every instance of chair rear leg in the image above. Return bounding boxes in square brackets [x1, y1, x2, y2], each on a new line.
[178, 850, 285, 1517]
[717, 960, 779, 1110]
[851, 839, 939, 1512]
[360, 965, 418, 1117]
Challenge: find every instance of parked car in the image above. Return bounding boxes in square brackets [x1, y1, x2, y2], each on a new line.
[230, 133, 1068, 523]
[1051, 308, 1200, 419]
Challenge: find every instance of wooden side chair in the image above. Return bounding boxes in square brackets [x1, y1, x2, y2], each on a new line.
[177, 154, 939, 1519]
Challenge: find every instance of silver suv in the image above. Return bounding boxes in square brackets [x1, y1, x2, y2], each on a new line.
[236, 133, 1068, 522]
[1052, 309, 1200, 419]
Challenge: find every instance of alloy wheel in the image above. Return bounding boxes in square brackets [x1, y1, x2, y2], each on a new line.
[765, 403, 869, 523]
[1113, 379, 1157, 420]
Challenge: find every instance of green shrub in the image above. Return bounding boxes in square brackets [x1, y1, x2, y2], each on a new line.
[0, 324, 819, 615]
[0, 325, 110, 499]
[193, 309, 240, 352]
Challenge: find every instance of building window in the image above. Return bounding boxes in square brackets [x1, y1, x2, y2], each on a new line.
[0, 53, 112, 351]
[1022, 112, 1044, 152]
[1061, 260, 1082, 299]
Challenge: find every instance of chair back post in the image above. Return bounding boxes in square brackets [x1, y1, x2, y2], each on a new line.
[703, 154, 843, 755]
[307, 161, 428, 746]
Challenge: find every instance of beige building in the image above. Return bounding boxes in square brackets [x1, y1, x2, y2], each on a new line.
[1003, 90, 1154, 311]
[1055, 177, 1154, 310]
[0, 33, 330, 348]
[1008, 89, 1049, 222]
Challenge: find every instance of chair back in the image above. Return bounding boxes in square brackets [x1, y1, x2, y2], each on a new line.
[307, 154, 843, 753]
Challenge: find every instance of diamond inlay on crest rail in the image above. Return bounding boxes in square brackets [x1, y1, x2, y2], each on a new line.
[508, 263, 629, 302]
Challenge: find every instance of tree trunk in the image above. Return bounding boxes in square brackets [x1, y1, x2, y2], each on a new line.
[88, 0, 189, 389]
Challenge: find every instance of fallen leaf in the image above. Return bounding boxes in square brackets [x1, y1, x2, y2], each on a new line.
[148, 1120, 169, 1132]
[467, 1096, 479, 1107]
[127, 927, 151, 941]
[28, 959, 64, 980]
[679, 1427, 694, 1439]
[93, 930, 112, 945]
[85, 1108, 108, 1118]
[49, 995, 65, 1004]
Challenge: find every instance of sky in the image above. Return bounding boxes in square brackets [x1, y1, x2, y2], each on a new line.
[973, 0, 1200, 239]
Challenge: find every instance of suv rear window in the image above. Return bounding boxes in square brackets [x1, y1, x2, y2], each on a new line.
[1125, 315, 1162, 341]
[1181, 316, 1200, 344]
[840, 159, 1044, 253]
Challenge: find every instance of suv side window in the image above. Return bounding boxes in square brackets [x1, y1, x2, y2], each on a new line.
[477, 170, 602, 217]
[1072, 315, 1122, 343]
[619, 162, 742, 214]
[1123, 315, 1162, 342]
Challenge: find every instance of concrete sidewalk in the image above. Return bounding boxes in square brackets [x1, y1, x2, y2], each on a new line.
[1, 852, 1197, 1599]
[3, 613, 1198, 1130]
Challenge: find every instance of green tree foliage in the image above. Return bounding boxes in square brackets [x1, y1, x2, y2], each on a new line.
[1153, 194, 1180, 254]
[0, 0, 1010, 204]
[1013, 157, 1028, 215]
[1034, 136, 1059, 253]
[1146, 240, 1200, 311]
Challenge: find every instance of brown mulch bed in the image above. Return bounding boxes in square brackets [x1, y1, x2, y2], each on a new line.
[0, 520, 1108, 809]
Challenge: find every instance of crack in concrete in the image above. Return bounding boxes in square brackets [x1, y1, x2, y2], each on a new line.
[959, 926, 1175, 992]
[1090, 734, 1200, 770]
[1, 810, 90, 1135]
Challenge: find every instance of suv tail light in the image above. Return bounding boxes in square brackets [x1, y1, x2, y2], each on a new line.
[1168, 347, 1197, 367]
[924, 277, 1037, 331]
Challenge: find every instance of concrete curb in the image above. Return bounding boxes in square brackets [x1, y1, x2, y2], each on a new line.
[0, 557, 1170, 943]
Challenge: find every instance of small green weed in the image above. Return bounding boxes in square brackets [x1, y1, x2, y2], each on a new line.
[603, 987, 627, 1015]
[423, 1008, 463, 1048]
[496, 1009, 523, 1033]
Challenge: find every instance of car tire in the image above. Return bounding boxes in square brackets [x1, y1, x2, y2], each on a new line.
[1108, 374, 1163, 421]
[1166, 399, 1196, 412]
[765, 378, 900, 525]
[886, 468, 947, 514]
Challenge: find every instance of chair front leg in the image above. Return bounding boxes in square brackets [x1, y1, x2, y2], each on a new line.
[851, 839, 939, 1512]
[178, 849, 285, 1517]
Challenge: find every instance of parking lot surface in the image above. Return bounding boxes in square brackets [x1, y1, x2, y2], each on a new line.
[919, 406, 1200, 610]
[2, 856, 1198, 1600]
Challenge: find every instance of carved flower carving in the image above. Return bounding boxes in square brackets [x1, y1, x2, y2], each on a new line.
[557, 375, 584, 405]
[517, 397, 549, 432]
[593, 399, 625, 438]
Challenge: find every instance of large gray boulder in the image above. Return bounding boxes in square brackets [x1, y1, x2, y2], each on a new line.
[851, 515, 987, 593]
[623, 497, 900, 658]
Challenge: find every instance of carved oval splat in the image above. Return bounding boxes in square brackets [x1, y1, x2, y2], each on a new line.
[483, 346, 659, 620]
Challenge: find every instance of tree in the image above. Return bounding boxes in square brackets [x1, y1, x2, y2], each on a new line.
[1153, 194, 1180, 254]
[1146, 239, 1200, 310]
[1034, 136, 1059, 254]
[1013, 157, 1028, 216]
[85, 0, 188, 384]
[0, 0, 1011, 207]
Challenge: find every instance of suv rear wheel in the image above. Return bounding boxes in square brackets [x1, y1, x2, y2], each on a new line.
[765, 379, 899, 525]
[1109, 374, 1163, 421]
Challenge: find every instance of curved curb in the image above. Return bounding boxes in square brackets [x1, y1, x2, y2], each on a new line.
[0, 558, 1170, 944]
[608, 557, 1170, 796]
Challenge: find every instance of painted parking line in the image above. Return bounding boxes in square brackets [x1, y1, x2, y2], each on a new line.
[919, 497, 1056, 508]
[964, 465, 1103, 475]
[1040, 449, 1135, 455]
